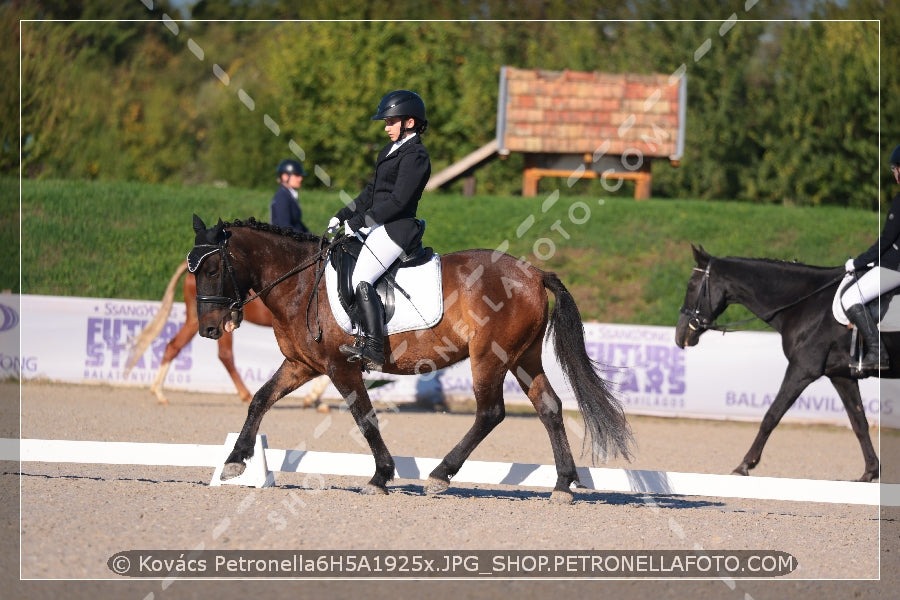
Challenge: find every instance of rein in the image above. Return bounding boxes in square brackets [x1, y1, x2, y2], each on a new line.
[680, 261, 844, 334]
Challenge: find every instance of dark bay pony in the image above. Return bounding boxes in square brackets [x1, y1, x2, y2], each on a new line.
[675, 245, 891, 482]
[189, 216, 633, 502]
[123, 260, 330, 410]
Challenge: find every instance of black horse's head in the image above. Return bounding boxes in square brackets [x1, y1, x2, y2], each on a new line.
[188, 215, 245, 339]
[675, 245, 728, 348]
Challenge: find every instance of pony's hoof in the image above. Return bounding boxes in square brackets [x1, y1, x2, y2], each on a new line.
[550, 489, 574, 505]
[221, 462, 246, 480]
[731, 465, 749, 476]
[425, 477, 449, 495]
[362, 483, 389, 495]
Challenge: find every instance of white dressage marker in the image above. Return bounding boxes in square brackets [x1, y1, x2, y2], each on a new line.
[209, 432, 275, 488]
[2, 436, 896, 506]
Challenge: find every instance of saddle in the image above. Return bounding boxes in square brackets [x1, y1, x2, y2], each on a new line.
[833, 274, 900, 330]
[328, 228, 433, 326]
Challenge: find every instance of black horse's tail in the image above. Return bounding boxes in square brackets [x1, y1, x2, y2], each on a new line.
[543, 271, 634, 464]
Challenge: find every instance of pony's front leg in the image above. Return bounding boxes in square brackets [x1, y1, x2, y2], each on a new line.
[220, 360, 315, 480]
[331, 370, 395, 494]
[732, 363, 814, 476]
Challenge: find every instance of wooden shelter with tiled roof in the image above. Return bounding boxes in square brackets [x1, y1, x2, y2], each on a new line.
[427, 66, 686, 199]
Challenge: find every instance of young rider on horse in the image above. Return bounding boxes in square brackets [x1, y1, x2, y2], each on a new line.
[840, 143, 900, 375]
[327, 90, 432, 369]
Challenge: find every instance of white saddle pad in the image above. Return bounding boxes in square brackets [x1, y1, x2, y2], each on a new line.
[325, 253, 444, 335]
[831, 273, 855, 326]
[832, 272, 900, 331]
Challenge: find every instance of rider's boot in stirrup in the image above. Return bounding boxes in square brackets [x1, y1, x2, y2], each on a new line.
[845, 303, 889, 375]
[339, 281, 385, 370]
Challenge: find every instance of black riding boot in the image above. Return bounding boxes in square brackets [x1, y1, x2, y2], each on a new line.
[846, 304, 889, 375]
[339, 281, 385, 369]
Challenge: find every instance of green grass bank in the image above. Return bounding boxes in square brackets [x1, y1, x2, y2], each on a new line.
[16, 178, 879, 328]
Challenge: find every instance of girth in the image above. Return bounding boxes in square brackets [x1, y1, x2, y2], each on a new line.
[329, 234, 433, 326]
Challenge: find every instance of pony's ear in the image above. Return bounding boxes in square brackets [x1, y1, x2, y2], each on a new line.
[213, 218, 231, 243]
[692, 244, 710, 265]
[193, 214, 207, 235]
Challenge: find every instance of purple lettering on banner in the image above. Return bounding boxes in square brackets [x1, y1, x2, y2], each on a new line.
[1, 353, 38, 376]
[83, 316, 190, 383]
[238, 366, 277, 383]
[725, 391, 775, 409]
[586, 340, 686, 411]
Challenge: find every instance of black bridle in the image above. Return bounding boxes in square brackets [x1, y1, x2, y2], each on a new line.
[187, 231, 337, 339]
[679, 260, 845, 334]
[189, 242, 247, 327]
[679, 263, 724, 332]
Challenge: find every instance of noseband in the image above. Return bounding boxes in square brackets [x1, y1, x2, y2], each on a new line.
[187, 241, 246, 328]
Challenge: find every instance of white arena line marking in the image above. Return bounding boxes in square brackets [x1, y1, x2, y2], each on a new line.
[1, 437, 895, 506]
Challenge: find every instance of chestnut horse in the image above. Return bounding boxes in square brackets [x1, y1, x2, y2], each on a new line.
[124, 260, 330, 410]
[675, 245, 886, 482]
[189, 216, 633, 503]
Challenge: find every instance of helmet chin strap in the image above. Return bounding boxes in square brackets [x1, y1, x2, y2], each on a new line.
[398, 117, 416, 139]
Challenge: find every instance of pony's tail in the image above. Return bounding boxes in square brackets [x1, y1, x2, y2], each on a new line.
[543, 271, 634, 464]
[123, 261, 188, 376]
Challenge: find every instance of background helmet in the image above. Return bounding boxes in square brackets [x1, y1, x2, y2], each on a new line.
[891, 144, 900, 166]
[371, 90, 427, 123]
[277, 159, 306, 177]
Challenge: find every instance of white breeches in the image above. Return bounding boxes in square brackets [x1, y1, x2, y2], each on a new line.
[351, 225, 405, 289]
[841, 267, 900, 308]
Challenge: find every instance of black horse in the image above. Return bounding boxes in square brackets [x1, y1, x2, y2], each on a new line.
[675, 245, 891, 482]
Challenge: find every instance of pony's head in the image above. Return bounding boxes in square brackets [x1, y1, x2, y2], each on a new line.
[188, 215, 246, 339]
[675, 245, 728, 348]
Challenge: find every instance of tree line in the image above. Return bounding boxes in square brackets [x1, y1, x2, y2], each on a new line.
[5, 0, 898, 208]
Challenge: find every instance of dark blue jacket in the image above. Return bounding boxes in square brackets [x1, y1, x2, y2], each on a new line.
[853, 192, 900, 271]
[335, 135, 431, 251]
[270, 186, 309, 233]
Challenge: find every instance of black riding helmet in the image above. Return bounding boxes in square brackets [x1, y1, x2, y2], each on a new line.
[371, 90, 428, 134]
[891, 144, 900, 166]
[277, 159, 306, 177]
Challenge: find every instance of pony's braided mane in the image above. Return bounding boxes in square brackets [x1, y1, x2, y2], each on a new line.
[730, 255, 838, 272]
[225, 217, 321, 244]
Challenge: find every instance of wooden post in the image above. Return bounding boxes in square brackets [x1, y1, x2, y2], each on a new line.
[522, 168, 540, 197]
[463, 175, 477, 197]
[634, 162, 652, 200]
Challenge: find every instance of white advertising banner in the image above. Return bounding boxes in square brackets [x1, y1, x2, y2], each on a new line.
[9, 293, 896, 429]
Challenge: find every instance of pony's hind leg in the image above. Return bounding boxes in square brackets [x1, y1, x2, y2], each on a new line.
[150, 361, 172, 405]
[217, 332, 253, 403]
[151, 317, 199, 405]
[426, 358, 507, 495]
[514, 357, 580, 504]
[831, 376, 880, 481]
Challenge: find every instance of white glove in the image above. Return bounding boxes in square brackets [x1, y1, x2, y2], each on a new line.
[343, 220, 355, 236]
[326, 216, 341, 234]
[845, 258, 856, 273]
